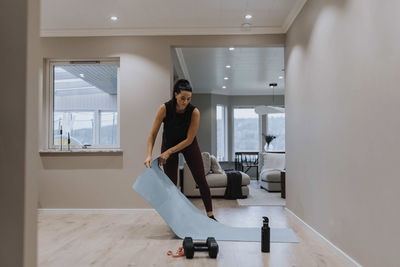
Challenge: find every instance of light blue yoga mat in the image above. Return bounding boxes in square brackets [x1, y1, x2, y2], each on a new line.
[133, 158, 298, 243]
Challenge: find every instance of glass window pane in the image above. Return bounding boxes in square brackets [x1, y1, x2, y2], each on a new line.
[234, 108, 259, 153]
[100, 111, 118, 145]
[216, 105, 226, 161]
[267, 113, 285, 152]
[52, 63, 119, 148]
[70, 112, 94, 145]
[53, 111, 93, 146]
[53, 112, 64, 146]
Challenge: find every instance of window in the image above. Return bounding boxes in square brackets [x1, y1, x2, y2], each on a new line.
[216, 105, 227, 161]
[233, 107, 259, 154]
[100, 111, 118, 145]
[267, 113, 285, 152]
[48, 60, 120, 149]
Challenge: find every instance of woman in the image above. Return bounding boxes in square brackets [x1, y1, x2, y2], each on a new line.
[144, 79, 216, 220]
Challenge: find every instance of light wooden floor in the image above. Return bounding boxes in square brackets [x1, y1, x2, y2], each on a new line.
[38, 196, 357, 267]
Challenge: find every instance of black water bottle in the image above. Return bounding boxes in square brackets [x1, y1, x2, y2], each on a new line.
[261, 216, 270, 253]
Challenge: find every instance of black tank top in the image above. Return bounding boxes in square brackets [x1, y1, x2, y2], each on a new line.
[162, 100, 196, 148]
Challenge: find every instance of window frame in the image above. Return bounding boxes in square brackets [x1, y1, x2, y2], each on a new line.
[46, 59, 121, 150]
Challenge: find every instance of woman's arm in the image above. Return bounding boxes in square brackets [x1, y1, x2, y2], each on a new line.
[144, 104, 166, 167]
[159, 108, 200, 164]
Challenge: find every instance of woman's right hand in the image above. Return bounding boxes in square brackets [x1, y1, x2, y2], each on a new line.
[144, 155, 152, 168]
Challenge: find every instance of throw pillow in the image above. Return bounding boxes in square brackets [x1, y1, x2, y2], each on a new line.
[210, 155, 224, 174]
[201, 152, 211, 175]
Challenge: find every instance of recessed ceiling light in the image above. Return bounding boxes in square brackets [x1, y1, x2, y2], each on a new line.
[229, 47, 235, 51]
[245, 14, 252, 20]
[222, 86, 227, 89]
[79, 73, 85, 78]
[224, 77, 229, 80]
[110, 16, 118, 21]
[279, 76, 284, 79]
[225, 65, 231, 68]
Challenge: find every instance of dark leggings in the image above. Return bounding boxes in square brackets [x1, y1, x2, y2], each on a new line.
[161, 137, 213, 212]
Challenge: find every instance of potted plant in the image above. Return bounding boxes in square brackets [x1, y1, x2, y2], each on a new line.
[262, 134, 276, 152]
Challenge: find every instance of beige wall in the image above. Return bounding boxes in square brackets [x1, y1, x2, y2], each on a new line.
[286, 1, 400, 266]
[191, 93, 212, 153]
[0, 0, 40, 266]
[25, 0, 41, 265]
[38, 35, 285, 209]
[0, 0, 27, 264]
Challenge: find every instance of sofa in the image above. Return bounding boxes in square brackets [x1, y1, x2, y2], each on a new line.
[258, 152, 285, 192]
[182, 152, 250, 197]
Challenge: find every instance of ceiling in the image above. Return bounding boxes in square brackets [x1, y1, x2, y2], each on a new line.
[40, 0, 307, 37]
[41, 1, 306, 96]
[176, 47, 285, 95]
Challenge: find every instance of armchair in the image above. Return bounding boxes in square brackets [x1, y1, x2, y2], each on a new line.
[258, 152, 285, 192]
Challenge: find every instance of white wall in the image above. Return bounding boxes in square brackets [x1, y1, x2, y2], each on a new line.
[38, 35, 285, 209]
[286, 1, 400, 266]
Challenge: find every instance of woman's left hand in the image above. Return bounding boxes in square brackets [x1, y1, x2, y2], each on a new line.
[159, 150, 172, 165]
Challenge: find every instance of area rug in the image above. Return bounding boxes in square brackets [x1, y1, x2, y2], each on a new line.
[237, 181, 286, 206]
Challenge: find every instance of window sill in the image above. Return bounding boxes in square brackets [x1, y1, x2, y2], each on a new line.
[39, 149, 123, 156]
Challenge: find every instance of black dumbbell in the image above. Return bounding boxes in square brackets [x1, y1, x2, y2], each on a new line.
[182, 237, 219, 259]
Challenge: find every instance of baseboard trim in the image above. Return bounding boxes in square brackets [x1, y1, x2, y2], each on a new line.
[285, 208, 362, 267]
[38, 208, 155, 214]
